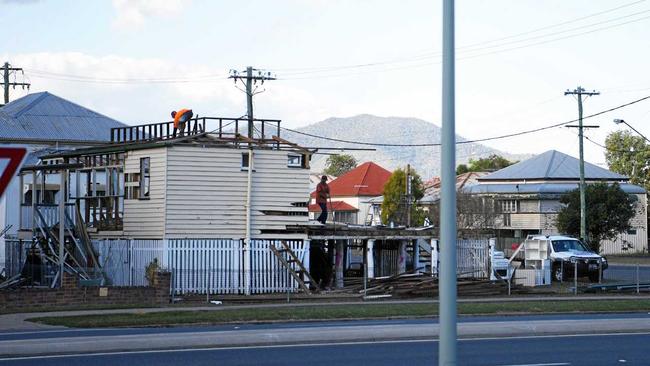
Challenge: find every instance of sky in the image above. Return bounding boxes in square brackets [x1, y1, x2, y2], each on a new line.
[2, 0, 650, 168]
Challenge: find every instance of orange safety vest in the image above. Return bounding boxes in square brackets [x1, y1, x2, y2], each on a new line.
[174, 109, 192, 128]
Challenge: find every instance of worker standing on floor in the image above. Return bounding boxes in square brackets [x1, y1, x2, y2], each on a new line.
[316, 175, 330, 224]
[171, 108, 193, 137]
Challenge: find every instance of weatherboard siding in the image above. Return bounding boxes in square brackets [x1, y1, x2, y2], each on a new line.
[164, 146, 309, 238]
[122, 147, 166, 238]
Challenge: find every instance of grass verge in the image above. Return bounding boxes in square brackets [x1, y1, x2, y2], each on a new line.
[28, 299, 650, 328]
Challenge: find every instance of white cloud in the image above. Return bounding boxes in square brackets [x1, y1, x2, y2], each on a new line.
[3, 52, 241, 125]
[111, 0, 191, 30]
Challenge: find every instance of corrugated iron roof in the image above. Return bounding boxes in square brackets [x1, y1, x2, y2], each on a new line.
[464, 182, 646, 194]
[0, 92, 126, 142]
[478, 150, 627, 181]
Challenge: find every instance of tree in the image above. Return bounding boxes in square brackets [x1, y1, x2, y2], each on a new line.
[605, 130, 650, 192]
[323, 154, 358, 177]
[455, 164, 469, 175]
[556, 182, 636, 253]
[381, 167, 425, 226]
[458, 154, 515, 173]
[425, 192, 498, 238]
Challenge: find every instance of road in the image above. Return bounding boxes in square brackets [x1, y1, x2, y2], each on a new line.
[1, 313, 650, 365]
[0, 333, 647, 365]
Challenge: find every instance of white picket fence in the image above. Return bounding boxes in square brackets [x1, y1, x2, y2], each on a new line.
[431, 239, 491, 279]
[93, 239, 165, 286]
[457, 239, 490, 279]
[92, 238, 308, 294]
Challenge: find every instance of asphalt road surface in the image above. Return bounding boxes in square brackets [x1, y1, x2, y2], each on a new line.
[0, 333, 647, 366]
[2, 314, 650, 365]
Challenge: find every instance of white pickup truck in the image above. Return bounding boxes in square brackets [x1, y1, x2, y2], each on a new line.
[526, 235, 607, 282]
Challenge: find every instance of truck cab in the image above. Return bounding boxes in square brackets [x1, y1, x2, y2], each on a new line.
[527, 235, 607, 282]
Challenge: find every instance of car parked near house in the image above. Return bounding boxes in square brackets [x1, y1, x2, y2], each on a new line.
[528, 235, 607, 282]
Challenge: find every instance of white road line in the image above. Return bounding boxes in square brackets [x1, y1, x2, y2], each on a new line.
[1, 332, 649, 361]
[496, 363, 571, 366]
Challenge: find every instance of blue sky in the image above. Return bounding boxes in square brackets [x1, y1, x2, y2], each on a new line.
[2, 0, 650, 168]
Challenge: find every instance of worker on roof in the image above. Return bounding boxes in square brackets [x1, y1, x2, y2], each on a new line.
[316, 175, 330, 224]
[171, 109, 193, 137]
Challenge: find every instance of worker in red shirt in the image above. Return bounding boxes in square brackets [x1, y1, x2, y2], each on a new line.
[316, 175, 330, 224]
[171, 109, 193, 137]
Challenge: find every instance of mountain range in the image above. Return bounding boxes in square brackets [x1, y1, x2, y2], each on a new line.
[282, 114, 530, 179]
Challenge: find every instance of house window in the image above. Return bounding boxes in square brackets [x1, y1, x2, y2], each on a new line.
[241, 152, 250, 170]
[287, 154, 303, 168]
[139, 157, 150, 199]
[500, 200, 519, 213]
[627, 228, 637, 235]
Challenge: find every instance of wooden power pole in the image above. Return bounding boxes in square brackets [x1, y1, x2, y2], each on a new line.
[564, 86, 600, 243]
[1, 62, 31, 106]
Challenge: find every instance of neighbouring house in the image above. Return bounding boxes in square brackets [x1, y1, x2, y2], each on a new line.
[0, 92, 125, 272]
[15, 117, 314, 294]
[308, 162, 391, 225]
[420, 171, 488, 207]
[464, 150, 648, 254]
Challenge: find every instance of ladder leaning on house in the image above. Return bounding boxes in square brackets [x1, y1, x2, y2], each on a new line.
[269, 241, 318, 295]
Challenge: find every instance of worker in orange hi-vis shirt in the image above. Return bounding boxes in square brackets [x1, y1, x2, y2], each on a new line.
[171, 109, 193, 137]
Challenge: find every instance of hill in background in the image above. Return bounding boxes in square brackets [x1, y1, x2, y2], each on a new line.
[282, 114, 530, 179]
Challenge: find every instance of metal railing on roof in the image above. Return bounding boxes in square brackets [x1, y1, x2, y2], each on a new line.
[109, 117, 282, 144]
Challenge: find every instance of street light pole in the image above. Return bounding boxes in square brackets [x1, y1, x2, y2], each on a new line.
[614, 119, 650, 143]
[440, 0, 457, 365]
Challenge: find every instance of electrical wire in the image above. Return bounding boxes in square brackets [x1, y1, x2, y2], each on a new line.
[272, 0, 646, 75]
[279, 95, 650, 147]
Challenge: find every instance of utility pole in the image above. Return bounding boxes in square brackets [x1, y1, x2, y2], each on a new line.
[1, 62, 31, 106]
[229, 66, 276, 139]
[440, 0, 457, 365]
[228, 66, 275, 296]
[564, 86, 599, 243]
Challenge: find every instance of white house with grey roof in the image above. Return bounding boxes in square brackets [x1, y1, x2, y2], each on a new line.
[0, 92, 125, 272]
[465, 150, 647, 255]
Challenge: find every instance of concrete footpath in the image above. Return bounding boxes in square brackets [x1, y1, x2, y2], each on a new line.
[2, 316, 650, 358]
[1, 295, 650, 331]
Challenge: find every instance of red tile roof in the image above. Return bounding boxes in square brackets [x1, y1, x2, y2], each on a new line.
[308, 201, 358, 212]
[311, 162, 392, 198]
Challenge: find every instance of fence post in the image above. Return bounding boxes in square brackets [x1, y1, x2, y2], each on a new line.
[431, 238, 439, 277]
[573, 257, 578, 296]
[367, 239, 375, 279]
[488, 238, 496, 279]
[232, 238, 241, 294]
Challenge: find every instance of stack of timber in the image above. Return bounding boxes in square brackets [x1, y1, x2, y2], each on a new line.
[340, 271, 529, 298]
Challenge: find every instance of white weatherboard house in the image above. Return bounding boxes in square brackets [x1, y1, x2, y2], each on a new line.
[17, 117, 313, 294]
[465, 150, 647, 255]
[0, 92, 125, 273]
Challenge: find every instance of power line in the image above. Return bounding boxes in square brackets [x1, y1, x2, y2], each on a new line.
[1, 62, 31, 105]
[272, 0, 646, 76]
[280, 94, 650, 147]
[279, 12, 650, 80]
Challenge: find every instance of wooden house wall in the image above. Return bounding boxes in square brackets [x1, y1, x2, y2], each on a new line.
[164, 146, 309, 239]
[122, 147, 167, 238]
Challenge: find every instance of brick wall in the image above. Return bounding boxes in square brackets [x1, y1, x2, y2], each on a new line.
[0, 271, 171, 312]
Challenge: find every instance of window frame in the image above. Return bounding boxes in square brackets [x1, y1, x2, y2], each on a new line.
[287, 153, 303, 168]
[139, 157, 150, 200]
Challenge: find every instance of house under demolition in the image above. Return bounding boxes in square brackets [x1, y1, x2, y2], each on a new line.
[8, 116, 451, 296]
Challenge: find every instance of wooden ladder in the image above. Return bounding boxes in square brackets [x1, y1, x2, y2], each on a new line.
[270, 241, 318, 295]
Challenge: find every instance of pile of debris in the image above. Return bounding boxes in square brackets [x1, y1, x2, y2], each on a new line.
[339, 271, 529, 298]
